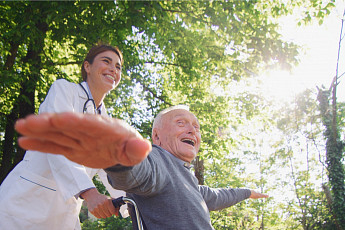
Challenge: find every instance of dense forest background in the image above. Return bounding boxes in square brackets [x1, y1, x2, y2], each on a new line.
[0, 1, 344, 229]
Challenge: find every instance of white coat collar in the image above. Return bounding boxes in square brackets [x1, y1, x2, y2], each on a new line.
[78, 81, 107, 116]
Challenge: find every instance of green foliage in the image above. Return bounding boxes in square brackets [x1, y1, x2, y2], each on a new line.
[92, 175, 107, 195]
[81, 216, 132, 230]
[0, 0, 339, 229]
[317, 87, 345, 228]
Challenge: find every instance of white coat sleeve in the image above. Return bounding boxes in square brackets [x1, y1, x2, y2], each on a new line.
[39, 79, 95, 201]
[97, 169, 129, 218]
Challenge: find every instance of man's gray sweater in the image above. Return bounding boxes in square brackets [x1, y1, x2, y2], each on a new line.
[106, 145, 251, 230]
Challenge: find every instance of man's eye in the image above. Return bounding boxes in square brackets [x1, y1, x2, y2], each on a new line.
[116, 66, 122, 70]
[103, 59, 110, 63]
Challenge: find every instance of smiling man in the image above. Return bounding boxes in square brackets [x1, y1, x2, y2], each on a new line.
[105, 105, 268, 229]
[152, 105, 201, 163]
[14, 105, 268, 229]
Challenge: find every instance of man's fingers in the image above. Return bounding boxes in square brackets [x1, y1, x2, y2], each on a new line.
[50, 113, 127, 137]
[15, 112, 99, 134]
[123, 138, 152, 166]
[15, 112, 152, 168]
[15, 113, 87, 149]
[18, 137, 73, 155]
[20, 131, 84, 149]
[15, 114, 53, 135]
[51, 112, 103, 132]
[249, 190, 269, 199]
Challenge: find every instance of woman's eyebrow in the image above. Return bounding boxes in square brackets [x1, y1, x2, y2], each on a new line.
[101, 56, 121, 66]
[101, 56, 112, 61]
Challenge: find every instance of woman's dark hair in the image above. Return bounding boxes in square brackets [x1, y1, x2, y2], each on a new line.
[81, 43, 123, 81]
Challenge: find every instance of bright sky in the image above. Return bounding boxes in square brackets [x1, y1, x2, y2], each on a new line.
[260, 1, 345, 103]
[244, 3, 345, 202]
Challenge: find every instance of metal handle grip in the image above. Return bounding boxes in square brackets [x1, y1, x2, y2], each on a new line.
[112, 196, 144, 230]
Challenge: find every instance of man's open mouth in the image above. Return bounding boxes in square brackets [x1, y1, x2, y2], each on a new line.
[181, 138, 195, 146]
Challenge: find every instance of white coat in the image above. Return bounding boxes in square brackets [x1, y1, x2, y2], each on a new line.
[0, 79, 127, 230]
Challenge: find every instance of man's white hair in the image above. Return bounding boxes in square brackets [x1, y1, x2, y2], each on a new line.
[152, 105, 190, 131]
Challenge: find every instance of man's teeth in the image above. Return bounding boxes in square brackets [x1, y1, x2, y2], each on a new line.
[181, 138, 195, 146]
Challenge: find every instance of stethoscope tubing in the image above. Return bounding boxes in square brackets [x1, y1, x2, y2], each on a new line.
[79, 82, 98, 114]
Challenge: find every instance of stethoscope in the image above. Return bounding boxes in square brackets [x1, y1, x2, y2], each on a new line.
[79, 82, 100, 114]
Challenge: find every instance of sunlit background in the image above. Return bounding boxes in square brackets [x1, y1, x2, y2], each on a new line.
[259, 1, 345, 103]
[224, 1, 345, 206]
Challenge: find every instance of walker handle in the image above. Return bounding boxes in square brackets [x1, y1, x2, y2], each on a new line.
[112, 196, 125, 209]
[112, 196, 144, 230]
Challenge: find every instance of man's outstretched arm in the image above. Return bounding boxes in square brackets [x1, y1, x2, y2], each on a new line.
[15, 112, 152, 169]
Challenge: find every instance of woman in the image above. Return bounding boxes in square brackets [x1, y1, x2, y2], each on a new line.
[0, 44, 127, 230]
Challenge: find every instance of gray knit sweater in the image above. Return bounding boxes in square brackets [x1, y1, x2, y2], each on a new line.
[106, 145, 251, 230]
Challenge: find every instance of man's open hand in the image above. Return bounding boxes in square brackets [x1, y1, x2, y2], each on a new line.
[15, 112, 152, 169]
[249, 190, 269, 199]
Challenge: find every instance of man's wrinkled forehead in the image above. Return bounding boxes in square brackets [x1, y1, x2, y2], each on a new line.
[163, 109, 199, 124]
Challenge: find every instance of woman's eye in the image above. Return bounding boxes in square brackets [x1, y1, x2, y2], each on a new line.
[116, 66, 122, 70]
[103, 59, 110, 64]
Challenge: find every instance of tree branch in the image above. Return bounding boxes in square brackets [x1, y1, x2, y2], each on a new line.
[145, 61, 188, 69]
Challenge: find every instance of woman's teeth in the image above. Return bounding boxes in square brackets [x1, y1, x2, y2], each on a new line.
[105, 75, 114, 81]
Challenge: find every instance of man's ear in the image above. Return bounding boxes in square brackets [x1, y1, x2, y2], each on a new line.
[152, 128, 160, 145]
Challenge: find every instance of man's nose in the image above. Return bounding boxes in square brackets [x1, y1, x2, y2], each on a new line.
[186, 123, 196, 134]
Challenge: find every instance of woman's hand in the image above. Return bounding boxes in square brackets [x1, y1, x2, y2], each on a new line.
[81, 188, 119, 218]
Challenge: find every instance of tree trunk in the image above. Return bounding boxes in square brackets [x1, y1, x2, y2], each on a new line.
[317, 88, 345, 230]
[0, 42, 20, 184]
[194, 156, 204, 185]
[0, 4, 49, 184]
[0, 108, 19, 184]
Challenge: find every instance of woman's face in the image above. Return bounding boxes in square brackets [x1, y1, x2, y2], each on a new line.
[84, 50, 122, 93]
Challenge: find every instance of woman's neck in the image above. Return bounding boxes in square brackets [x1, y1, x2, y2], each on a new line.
[86, 81, 105, 108]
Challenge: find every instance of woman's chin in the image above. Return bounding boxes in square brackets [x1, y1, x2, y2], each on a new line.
[102, 80, 116, 91]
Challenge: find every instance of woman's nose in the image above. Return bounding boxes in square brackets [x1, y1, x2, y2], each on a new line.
[109, 65, 116, 73]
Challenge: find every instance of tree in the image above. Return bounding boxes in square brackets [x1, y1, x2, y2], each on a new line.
[318, 86, 345, 229]
[0, 0, 337, 228]
[316, 7, 345, 228]
[277, 90, 335, 229]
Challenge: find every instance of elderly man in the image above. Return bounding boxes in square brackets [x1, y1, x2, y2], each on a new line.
[15, 105, 268, 229]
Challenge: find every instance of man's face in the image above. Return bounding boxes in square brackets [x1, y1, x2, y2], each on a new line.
[153, 109, 201, 163]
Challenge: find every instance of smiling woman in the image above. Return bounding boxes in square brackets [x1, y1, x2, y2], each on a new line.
[82, 46, 123, 107]
[0, 43, 128, 230]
